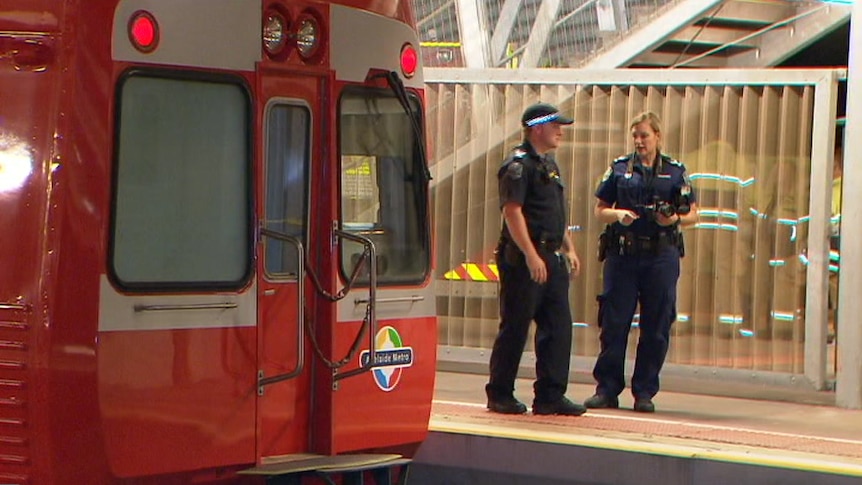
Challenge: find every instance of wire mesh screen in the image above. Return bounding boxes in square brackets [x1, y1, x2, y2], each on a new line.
[413, 0, 676, 67]
[427, 78, 817, 373]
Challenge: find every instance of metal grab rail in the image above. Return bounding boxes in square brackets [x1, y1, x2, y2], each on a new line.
[353, 295, 424, 305]
[332, 228, 378, 383]
[256, 225, 383, 386]
[0, 304, 29, 311]
[133, 302, 238, 312]
[257, 228, 306, 392]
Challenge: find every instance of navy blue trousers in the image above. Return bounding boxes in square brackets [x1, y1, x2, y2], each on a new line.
[593, 247, 680, 399]
[486, 249, 572, 404]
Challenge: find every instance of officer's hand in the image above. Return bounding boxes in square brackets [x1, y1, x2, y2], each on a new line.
[616, 210, 638, 226]
[566, 250, 580, 279]
[526, 253, 548, 284]
[657, 213, 680, 227]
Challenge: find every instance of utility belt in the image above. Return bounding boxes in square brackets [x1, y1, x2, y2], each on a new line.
[497, 233, 562, 252]
[598, 227, 684, 261]
[533, 239, 562, 252]
[496, 236, 563, 266]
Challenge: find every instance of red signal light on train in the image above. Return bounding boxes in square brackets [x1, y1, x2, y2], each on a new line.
[129, 11, 159, 53]
[400, 43, 418, 78]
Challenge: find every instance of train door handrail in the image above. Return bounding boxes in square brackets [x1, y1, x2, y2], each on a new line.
[258, 228, 306, 392]
[331, 229, 379, 383]
[261, 225, 381, 385]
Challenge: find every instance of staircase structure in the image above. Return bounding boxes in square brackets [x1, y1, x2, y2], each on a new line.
[413, 0, 852, 69]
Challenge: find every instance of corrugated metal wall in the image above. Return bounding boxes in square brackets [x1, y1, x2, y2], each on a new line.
[428, 69, 837, 376]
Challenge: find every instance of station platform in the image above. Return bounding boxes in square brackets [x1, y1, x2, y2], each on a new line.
[410, 371, 862, 485]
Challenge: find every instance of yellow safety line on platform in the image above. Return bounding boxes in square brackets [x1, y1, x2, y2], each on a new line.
[430, 401, 862, 478]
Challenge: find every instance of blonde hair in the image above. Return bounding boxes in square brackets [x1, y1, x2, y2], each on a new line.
[630, 111, 662, 133]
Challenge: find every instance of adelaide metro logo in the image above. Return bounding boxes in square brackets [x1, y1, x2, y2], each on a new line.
[359, 326, 414, 391]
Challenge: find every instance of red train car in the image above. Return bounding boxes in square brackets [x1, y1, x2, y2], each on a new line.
[0, 0, 435, 483]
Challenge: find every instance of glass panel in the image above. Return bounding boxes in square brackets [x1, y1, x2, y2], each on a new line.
[339, 88, 430, 285]
[264, 103, 310, 277]
[113, 75, 250, 287]
[428, 81, 819, 375]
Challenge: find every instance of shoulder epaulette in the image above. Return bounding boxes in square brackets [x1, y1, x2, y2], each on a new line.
[500, 147, 528, 169]
[512, 149, 527, 159]
[613, 155, 631, 164]
[661, 154, 684, 168]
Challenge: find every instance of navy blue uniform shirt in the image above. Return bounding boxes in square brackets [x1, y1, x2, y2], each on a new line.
[498, 141, 567, 244]
[595, 153, 696, 237]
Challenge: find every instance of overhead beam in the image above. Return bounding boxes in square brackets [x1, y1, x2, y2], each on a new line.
[490, 0, 523, 66]
[520, 0, 562, 68]
[709, 0, 794, 24]
[633, 51, 729, 68]
[667, 25, 761, 47]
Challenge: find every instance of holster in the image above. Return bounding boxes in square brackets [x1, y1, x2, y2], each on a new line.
[597, 228, 609, 262]
[677, 231, 686, 258]
[496, 239, 524, 266]
[596, 294, 606, 328]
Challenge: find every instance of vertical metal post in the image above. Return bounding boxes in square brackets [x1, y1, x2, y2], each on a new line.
[456, 0, 491, 67]
[804, 71, 838, 390]
[836, 0, 862, 409]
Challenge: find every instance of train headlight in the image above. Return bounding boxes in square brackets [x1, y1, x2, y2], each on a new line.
[400, 43, 418, 78]
[263, 11, 288, 56]
[295, 15, 320, 60]
[128, 11, 159, 53]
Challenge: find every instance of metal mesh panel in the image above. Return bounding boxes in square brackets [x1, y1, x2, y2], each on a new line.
[417, 0, 463, 67]
[428, 73, 820, 373]
[413, 0, 677, 67]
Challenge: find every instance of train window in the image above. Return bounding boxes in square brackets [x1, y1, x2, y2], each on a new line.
[111, 73, 252, 289]
[263, 102, 310, 278]
[338, 88, 430, 285]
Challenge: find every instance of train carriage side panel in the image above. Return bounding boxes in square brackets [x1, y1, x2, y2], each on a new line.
[100, 0, 262, 478]
[0, 0, 436, 482]
[0, 5, 64, 484]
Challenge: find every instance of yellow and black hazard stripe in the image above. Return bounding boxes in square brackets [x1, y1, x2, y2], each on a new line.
[444, 263, 499, 282]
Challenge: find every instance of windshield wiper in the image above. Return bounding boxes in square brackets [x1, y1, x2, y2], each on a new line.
[377, 71, 432, 184]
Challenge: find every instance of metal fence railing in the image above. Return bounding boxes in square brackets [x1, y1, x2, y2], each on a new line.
[426, 67, 843, 392]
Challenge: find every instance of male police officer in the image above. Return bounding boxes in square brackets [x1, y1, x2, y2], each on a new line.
[485, 103, 586, 416]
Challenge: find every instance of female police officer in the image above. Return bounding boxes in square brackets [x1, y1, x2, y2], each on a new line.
[485, 102, 586, 416]
[584, 111, 697, 413]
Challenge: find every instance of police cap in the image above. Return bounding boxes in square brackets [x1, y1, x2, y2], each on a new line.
[521, 103, 575, 127]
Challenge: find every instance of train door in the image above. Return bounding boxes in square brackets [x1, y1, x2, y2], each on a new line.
[255, 74, 318, 458]
[327, 86, 437, 453]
